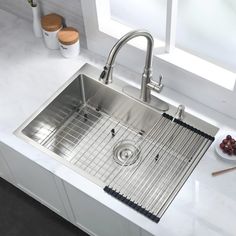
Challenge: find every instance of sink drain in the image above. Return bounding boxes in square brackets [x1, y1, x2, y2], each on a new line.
[113, 140, 140, 166]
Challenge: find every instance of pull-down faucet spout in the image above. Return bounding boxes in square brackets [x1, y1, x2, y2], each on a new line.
[100, 30, 166, 107]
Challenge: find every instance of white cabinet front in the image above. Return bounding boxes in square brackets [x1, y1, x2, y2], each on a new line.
[64, 181, 142, 236]
[0, 143, 69, 220]
[0, 148, 14, 183]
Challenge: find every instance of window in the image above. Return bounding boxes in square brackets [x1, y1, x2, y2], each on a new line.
[110, 0, 236, 73]
[81, 0, 235, 90]
[176, 0, 236, 73]
[110, 0, 167, 41]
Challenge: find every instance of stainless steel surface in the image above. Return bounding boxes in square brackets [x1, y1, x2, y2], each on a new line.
[107, 116, 213, 219]
[15, 63, 219, 221]
[99, 30, 153, 88]
[123, 86, 169, 111]
[113, 140, 141, 166]
[99, 30, 168, 111]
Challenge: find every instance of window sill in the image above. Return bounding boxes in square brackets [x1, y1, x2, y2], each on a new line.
[155, 48, 235, 90]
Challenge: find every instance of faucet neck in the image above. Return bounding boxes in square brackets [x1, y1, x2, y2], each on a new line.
[99, 30, 154, 84]
[107, 30, 154, 68]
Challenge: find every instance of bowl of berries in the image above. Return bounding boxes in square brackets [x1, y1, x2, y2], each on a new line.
[215, 134, 236, 161]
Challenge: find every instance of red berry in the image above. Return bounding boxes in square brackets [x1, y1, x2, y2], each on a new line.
[230, 139, 235, 144]
[223, 139, 228, 144]
[223, 145, 229, 153]
[228, 148, 234, 155]
[220, 143, 225, 149]
[226, 135, 232, 140]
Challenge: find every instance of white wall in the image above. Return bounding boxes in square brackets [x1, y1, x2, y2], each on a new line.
[0, 0, 86, 47]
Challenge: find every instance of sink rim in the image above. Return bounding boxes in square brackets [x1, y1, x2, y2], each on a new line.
[14, 62, 219, 223]
[14, 64, 219, 186]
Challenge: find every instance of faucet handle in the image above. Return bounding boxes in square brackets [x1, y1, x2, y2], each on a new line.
[158, 74, 163, 86]
[147, 74, 164, 93]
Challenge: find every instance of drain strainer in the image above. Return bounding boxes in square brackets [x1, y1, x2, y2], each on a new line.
[113, 140, 140, 166]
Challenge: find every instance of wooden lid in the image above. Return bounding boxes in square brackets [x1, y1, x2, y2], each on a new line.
[58, 27, 79, 45]
[41, 13, 62, 32]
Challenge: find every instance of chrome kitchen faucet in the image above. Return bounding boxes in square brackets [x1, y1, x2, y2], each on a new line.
[99, 30, 169, 111]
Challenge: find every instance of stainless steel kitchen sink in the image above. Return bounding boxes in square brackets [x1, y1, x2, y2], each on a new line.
[15, 63, 218, 223]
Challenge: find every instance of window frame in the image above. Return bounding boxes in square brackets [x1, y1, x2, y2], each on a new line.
[81, 0, 235, 91]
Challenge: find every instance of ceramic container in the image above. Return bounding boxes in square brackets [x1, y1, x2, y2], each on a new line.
[58, 27, 80, 58]
[41, 13, 63, 49]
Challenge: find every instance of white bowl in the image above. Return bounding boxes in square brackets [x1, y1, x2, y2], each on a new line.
[215, 133, 236, 161]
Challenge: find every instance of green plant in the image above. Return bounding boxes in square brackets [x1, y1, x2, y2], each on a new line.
[28, 0, 37, 7]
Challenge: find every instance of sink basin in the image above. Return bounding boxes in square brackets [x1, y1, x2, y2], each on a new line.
[15, 63, 218, 223]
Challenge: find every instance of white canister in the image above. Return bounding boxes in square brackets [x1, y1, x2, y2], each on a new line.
[58, 27, 80, 58]
[41, 13, 63, 49]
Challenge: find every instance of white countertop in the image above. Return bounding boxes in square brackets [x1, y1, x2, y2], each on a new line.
[1, 9, 236, 236]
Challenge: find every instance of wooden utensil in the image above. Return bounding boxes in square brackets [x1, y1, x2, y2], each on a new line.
[212, 166, 236, 176]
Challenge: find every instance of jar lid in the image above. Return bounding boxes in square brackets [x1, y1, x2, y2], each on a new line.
[41, 13, 63, 32]
[58, 27, 79, 45]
